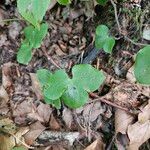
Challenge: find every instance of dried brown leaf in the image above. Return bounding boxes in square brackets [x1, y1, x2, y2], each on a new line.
[2, 63, 13, 89]
[37, 103, 52, 123]
[84, 139, 105, 150]
[0, 86, 9, 105]
[62, 107, 73, 128]
[0, 135, 15, 150]
[13, 100, 33, 117]
[24, 121, 46, 145]
[115, 109, 134, 134]
[127, 121, 150, 150]
[49, 114, 61, 130]
[30, 73, 43, 100]
[83, 102, 105, 122]
[138, 101, 150, 123]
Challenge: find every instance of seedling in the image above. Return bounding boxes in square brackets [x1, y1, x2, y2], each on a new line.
[37, 64, 105, 109]
[95, 25, 115, 54]
[17, 0, 50, 65]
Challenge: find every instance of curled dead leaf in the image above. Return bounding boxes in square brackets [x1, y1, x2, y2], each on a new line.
[84, 139, 105, 150]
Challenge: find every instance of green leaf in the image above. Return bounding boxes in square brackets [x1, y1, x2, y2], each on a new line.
[134, 46, 150, 85]
[62, 83, 88, 108]
[44, 97, 61, 109]
[37, 69, 52, 87]
[24, 23, 48, 48]
[72, 64, 105, 92]
[57, 0, 71, 5]
[44, 70, 69, 100]
[17, 42, 32, 65]
[95, 25, 115, 54]
[103, 37, 115, 53]
[17, 0, 50, 28]
[96, 25, 109, 37]
[95, 36, 106, 49]
[96, 0, 108, 6]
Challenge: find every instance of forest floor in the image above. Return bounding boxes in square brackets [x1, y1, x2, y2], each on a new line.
[0, 0, 150, 150]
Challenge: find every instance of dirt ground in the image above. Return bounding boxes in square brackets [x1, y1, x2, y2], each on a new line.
[0, 0, 150, 150]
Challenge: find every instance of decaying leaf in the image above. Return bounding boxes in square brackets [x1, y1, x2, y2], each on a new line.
[138, 101, 150, 123]
[0, 86, 9, 105]
[83, 102, 105, 123]
[115, 109, 134, 134]
[24, 121, 46, 145]
[0, 118, 16, 134]
[62, 107, 73, 128]
[2, 63, 13, 89]
[49, 114, 61, 130]
[84, 139, 105, 150]
[127, 121, 150, 150]
[127, 100, 150, 149]
[30, 73, 43, 100]
[0, 134, 15, 150]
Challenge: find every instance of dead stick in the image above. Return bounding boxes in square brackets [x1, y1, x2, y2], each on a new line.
[89, 93, 130, 113]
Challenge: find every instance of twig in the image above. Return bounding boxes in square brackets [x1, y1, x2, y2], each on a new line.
[109, 0, 148, 47]
[42, 47, 62, 69]
[110, 0, 121, 33]
[89, 93, 131, 113]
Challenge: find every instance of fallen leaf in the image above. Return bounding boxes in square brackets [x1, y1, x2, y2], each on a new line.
[83, 102, 105, 122]
[2, 63, 13, 89]
[115, 109, 134, 134]
[30, 73, 43, 100]
[0, 118, 16, 134]
[28, 102, 52, 123]
[62, 107, 73, 128]
[138, 100, 150, 123]
[49, 114, 61, 130]
[13, 100, 33, 117]
[0, 86, 9, 105]
[127, 121, 150, 150]
[0, 134, 15, 150]
[37, 102, 52, 123]
[84, 139, 105, 150]
[24, 121, 46, 145]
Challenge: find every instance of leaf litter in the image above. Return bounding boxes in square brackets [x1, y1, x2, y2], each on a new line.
[0, 0, 150, 149]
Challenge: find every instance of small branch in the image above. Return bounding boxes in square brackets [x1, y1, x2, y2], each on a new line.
[110, 0, 121, 33]
[42, 47, 62, 69]
[89, 93, 134, 114]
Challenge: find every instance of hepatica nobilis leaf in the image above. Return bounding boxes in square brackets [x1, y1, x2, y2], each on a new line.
[43, 70, 69, 100]
[95, 25, 115, 54]
[17, 42, 32, 65]
[134, 45, 150, 85]
[17, 0, 50, 28]
[37, 64, 105, 109]
[17, 23, 48, 65]
[24, 23, 48, 48]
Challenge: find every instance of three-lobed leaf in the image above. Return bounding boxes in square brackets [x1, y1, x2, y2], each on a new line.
[95, 25, 115, 54]
[134, 45, 150, 85]
[17, 0, 50, 28]
[37, 64, 105, 109]
[17, 23, 48, 65]
[44, 70, 69, 100]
